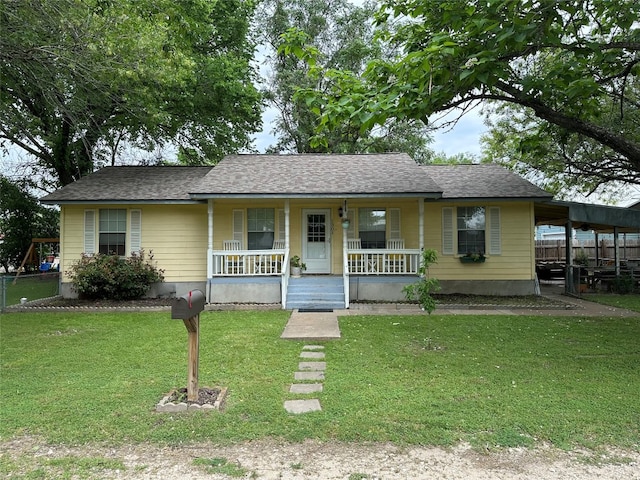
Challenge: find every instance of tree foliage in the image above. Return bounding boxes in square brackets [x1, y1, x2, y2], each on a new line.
[282, 0, 640, 188]
[0, 0, 262, 187]
[0, 176, 59, 272]
[402, 249, 440, 314]
[261, 0, 434, 160]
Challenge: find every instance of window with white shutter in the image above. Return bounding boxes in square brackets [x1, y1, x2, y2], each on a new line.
[129, 209, 142, 254]
[232, 209, 244, 247]
[388, 208, 401, 239]
[84, 210, 96, 255]
[442, 207, 454, 255]
[277, 209, 285, 241]
[488, 207, 501, 255]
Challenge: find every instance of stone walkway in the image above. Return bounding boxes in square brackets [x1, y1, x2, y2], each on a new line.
[284, 345, 326, 414]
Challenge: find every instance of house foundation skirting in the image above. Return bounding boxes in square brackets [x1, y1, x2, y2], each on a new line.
[437, 279, 537, 296]
[349, 276, 538, 301]
[208, 277, 281, 304]
[349, 276, 417, 302]
[59, 281, 195, 299]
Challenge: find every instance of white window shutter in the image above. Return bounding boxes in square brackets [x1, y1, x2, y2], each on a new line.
[388, 208, 401, 239]
[442, 207, 454, 255]
[130, 209, 142, 254]
[84, 210, 96, 255]
[489, 207, 501, 255]
[277, 209, 285, 240]
[233, 209, 244, 246]
[346, 209, 356, 238]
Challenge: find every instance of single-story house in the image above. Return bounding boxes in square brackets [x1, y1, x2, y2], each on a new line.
[41, 153, 560, 308]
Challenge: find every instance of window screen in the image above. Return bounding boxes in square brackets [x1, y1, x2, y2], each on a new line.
[358, 208, 386, 248]
[99, 209, 126, 255]
[247, 208, 275, 250]
[457, 206, 485, 254]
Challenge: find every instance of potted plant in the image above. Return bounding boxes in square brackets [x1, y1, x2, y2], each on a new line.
[459, 252, 486, 263]
[290, 255, 307, 277]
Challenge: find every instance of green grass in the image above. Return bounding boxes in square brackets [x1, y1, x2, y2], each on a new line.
[0, 454, 126, 480]
[1, 310, 639, 452]
[584, 293, 640, 312]
[192, 457, 248, 477]
[2, 273, 59, 307]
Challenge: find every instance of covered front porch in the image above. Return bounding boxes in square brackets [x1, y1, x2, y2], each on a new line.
[205, 199, 425, 309]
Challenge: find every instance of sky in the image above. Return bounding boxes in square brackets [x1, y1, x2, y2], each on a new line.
[252, 104, 487, 158]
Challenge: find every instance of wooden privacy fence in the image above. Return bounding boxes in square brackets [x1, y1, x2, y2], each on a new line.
[536, 238, 640, 263]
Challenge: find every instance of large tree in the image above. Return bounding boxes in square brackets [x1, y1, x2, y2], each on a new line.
[260, 0, 434, 161]
[282, 0, 640, 186]
[1, 0, 262, 187]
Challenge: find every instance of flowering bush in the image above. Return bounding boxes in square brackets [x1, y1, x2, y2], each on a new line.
[69, 250, 164, 300]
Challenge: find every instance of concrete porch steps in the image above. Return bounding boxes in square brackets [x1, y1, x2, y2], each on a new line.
[286, 275, 345, 310]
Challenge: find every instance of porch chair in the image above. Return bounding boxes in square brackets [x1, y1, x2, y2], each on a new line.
[386, 238, 405, 273]
[267, 239, 286, 274]
[223, 240, 243, 274]
[347, 238, 363, 273]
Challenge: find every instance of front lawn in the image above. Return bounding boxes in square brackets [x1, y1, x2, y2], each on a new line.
[1, 310, 638, 450]
[584, 293, 640, 313]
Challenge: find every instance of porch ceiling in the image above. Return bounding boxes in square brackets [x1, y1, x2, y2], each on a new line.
[535, 200, 640, 233]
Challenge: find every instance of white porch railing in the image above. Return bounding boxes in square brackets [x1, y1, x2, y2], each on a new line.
[346, 248, 421, 275]
[211, 249, 287, 276]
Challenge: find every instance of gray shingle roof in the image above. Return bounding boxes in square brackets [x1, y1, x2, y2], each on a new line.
[190, 153, 442, 197]
[40, 166, 214, 203]
[421, 164, 552, 200]
[39, 157, 552, 204]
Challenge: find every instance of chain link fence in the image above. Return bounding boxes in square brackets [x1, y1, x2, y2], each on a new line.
[1, 272, 60, 312]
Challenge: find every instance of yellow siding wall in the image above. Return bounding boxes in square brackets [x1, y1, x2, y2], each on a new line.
[60, 204, 208, 282]
[60, 198, 536, 283]
[425, 201, 536, 280]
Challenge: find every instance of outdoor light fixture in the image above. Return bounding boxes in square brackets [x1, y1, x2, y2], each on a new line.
[340, 200, 350, 228]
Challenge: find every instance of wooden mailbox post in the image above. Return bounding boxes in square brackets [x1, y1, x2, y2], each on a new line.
[171, 290, 206, 402]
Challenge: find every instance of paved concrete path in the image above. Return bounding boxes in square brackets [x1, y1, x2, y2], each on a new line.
[280, 310, 342, 340]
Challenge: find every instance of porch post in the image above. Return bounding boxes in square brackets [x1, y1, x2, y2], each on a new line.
[565, 221, 574, 294]
[284, 199, 290, 250]
[207, 200, 214, 301]
[418, 198, 424, 250]
[614, 226, 620, 276]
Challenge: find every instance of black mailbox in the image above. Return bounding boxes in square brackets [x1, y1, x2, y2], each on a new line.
[171, 290, 206, 319]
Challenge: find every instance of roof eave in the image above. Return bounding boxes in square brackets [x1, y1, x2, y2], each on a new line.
[427, 195, 552, 202]
[189, 192, 443, 200]
[40, 199, 206, 205]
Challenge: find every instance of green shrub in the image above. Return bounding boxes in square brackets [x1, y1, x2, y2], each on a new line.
[402, 249, 440, 314]
[612, 274, 635, 294]
[69, 250, 164, 300]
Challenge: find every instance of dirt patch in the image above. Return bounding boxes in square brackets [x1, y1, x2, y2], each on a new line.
[2, 437, 638, 479]
[156, 387, 228, 412]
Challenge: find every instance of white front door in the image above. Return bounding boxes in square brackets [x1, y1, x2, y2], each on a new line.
[302, 209, 331, 273]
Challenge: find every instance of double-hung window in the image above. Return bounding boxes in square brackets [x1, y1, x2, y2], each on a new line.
[442, 206, 501, 256]
[84, 209, 141, 256]
[358, 208, 386, 248]
[98, 209, 127, 255]
[457, 206, 485, 255]
[247, 208, 275, 250]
